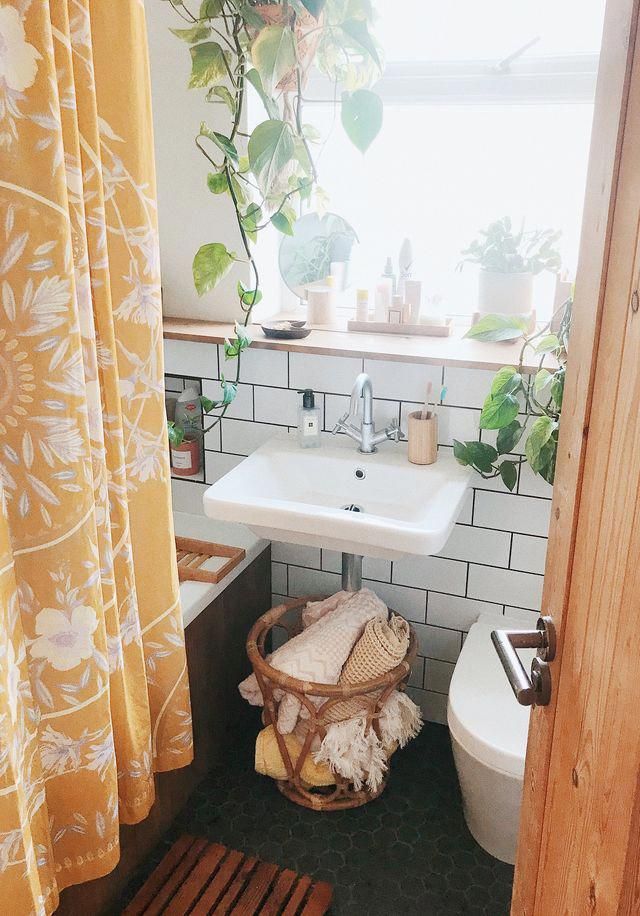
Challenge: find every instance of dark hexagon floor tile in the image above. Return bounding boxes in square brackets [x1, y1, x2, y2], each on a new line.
[118, 714, 514, 916]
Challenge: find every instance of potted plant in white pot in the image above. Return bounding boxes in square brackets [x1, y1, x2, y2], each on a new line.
[459, 217, 562, 321]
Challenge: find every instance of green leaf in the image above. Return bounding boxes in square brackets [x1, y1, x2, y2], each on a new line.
[491, 366, 522, 397]
[535, 333, 560, 354]
[237, 281, 263, 307]
[244, 68, 280, 120]
[551, 369, 565, 410]
[223, 323, 252, 360]
[341, 89, 383, 154]
[229, 175, 248, 207]
[534, 368, 553, 398]
[271, 210, 295, 235]
[341, 19, 382, 71]
[199, 123, 238, 161]
[538, 438, 558, 484]
[238, 2, 266, 30]
[525, 416, 557, 472]
[464, 314, 528, 342]
[188, 42, 228, 88]
[200, 0, 224, 17]
[171, 24, 211, 43]
[209, 85, 236, 112]
[235, 321, 251, 346]
[452, 439, 470, 465]
[479, 393, 520, 430]
[200, 379, 237, 412]
[192, 243, 236, 296]
[496, 419, 523, 455]
[465, 441, 498, 473]
[167, 421, 185, 447]
[251, 25, 296, 95]
[207, 171, 228, 194]
[240, 203, 262, 242]
[248, 120, 294, 194]
[499, 461, 518, 492]
[300, 0, 327, 18]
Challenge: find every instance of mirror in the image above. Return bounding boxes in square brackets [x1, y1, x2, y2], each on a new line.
[278, 212, 358, 298]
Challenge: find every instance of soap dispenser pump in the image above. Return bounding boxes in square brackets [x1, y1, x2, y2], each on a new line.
[297, 389, 321, 448]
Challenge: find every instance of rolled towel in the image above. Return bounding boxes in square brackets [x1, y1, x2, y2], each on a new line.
[322, 613, 410, 724]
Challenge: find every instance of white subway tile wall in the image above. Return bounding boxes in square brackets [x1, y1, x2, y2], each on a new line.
[164, 339, 550, 723]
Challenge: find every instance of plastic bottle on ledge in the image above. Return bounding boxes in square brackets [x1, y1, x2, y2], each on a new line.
[383, 256, 396, 295]
[355, 288, 369, 322]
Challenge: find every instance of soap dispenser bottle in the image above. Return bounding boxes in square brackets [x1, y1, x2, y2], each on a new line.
[297, 389, 321, 448]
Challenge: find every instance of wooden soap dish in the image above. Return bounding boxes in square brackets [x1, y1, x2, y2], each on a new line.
[175, 536, 245, 584]
[347, 318, 453, 337]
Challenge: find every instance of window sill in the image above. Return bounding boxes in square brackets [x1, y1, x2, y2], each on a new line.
[162, 317, 545, 372]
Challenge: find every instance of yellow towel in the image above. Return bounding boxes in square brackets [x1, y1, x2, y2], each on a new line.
[255, 725, 335, 787]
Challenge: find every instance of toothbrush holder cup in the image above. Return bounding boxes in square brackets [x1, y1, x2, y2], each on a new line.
[407, 411, 438, 465]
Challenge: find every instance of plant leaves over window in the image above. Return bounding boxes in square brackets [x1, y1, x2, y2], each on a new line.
[192, 243, 236, 296]
[341, 89, 383, 153]
[251, 25, 297, 95]
[188, 42, 228, 88]
[248, 119, 294, 194]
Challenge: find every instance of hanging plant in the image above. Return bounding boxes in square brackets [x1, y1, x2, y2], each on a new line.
[166, 0, 383, 434]
[452, 298, 571, 490]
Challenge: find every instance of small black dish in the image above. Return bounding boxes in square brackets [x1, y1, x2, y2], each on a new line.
[261, 320, 312, 340]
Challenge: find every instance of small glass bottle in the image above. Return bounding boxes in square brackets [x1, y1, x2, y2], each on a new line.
[297, 389, 321, 448]
[355, 288, 369, 321]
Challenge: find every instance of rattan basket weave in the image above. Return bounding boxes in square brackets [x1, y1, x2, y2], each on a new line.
[246, 596, 417, 811]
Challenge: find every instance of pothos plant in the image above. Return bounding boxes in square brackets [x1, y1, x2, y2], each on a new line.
[451, 300, 571, 491]
[165, 0, 383, 444]
[458, 216, 562, 275]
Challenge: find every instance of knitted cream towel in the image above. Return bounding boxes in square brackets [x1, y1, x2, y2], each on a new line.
[323, 614, 410, 724]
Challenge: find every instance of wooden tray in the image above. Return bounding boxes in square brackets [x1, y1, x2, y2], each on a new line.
[175, 536, 245, 584]
[347, 317, 453, 337]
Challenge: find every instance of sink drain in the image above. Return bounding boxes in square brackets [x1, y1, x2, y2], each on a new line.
[342, 503, 364, 513]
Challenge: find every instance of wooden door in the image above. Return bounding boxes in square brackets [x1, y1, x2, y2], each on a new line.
[512, 0, 640, 912]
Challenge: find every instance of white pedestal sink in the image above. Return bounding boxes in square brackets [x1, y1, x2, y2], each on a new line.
[203, 433, 472, 562]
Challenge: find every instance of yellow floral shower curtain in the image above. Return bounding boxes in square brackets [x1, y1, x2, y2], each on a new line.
[0, 1, 193, 912]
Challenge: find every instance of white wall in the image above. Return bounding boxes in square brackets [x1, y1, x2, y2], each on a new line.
[145, 1, 249, 320]
[165, 339, 552, 724]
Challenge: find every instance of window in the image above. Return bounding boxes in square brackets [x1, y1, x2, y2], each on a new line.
[253, 0, 606, 321]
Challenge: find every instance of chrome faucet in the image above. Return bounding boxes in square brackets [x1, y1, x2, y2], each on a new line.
[332, 372, 405, 453]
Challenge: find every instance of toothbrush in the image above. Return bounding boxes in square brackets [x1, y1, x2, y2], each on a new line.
[423, 384, 447, 420]
[421, 381, 432, 420]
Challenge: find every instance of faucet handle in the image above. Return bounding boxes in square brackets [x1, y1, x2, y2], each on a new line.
[332, 412, 350, 435]
[387, 418, 406, 442]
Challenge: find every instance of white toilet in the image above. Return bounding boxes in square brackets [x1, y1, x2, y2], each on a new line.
[447, 612, 535, 864]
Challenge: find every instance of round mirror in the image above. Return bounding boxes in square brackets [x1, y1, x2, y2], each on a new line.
[278, 212, 358, 298]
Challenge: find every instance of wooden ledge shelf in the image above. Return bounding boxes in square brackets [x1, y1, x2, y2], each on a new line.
[163, 317, 546, 372]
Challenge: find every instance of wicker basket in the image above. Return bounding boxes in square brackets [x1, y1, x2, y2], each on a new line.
[246, 596, 417, 811]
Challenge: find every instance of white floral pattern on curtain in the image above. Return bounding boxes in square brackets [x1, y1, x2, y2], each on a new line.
[0, 1, 193, 912]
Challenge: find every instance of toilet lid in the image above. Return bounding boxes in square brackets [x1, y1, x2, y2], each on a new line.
[447, 612, 535, 778]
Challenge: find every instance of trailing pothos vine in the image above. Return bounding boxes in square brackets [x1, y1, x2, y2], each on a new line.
[165, 0, 383, 445]
[452, 301, 571, 491]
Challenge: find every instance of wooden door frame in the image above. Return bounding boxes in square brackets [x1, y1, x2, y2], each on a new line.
[513, 0, 640, 911]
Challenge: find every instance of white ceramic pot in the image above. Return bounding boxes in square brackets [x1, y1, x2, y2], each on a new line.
[478, 270, 533, 317]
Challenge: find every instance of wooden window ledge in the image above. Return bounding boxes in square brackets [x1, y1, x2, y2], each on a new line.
[163, 317, 547, 372]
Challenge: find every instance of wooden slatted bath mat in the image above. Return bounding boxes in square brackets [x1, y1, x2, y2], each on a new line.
[123, 835, 333, 915]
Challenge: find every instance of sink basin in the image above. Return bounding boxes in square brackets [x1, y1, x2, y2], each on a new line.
[203, 433, 472, 560]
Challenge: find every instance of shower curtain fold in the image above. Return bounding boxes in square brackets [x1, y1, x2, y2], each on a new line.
[0, 1, 192, 911]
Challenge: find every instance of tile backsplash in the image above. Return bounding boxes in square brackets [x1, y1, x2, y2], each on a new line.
[165, 338, 551, 724]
